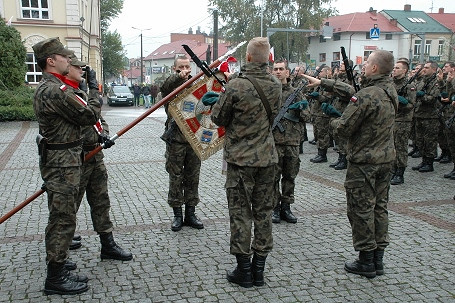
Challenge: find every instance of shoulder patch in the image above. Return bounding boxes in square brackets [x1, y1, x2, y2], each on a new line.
[59, 84, 67, 91]
[350, 96, 358, 103]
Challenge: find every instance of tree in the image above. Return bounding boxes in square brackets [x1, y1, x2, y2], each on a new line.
[100, 0, 124, 81]
[0, 17, 27, 88]
[209, 0, 336, 63]
[102, 31, 125, 79]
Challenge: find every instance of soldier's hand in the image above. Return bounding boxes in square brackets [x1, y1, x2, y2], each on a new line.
[201, 91, 219, 106]
[86, 66, 99, 90]
[416, 90, 425, 98]
[308, 91, 320, 99]
[398, 96, 409, 105]
[98, 134, 115, 149]
[289, 100, 309, 110]
[321, 102, 341, 117]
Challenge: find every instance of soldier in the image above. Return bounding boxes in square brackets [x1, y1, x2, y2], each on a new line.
[408, 63, 425, 158]
[309, 66, 332, 164]
[271, 60, 309, 224]
[64, 53, 133, 263]
[211, 37, 281, 288]
[304, 49, 397, 278]
[390, 58, 416, 185]
[412, 61, 441, 173]
[32, 37, 101, 295]
[160, 56, 204, 232]
[441, 65, 455, 179]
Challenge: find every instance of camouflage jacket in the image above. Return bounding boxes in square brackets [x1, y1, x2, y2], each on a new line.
[311, 87, 333, 118]
[330, 73, 354, 113]
[393, 76, 415, 122]
[160, 73, 189, 144]
[211, 62, 282, 167]
[330, 74, 397, 164]
[414, 74, 440, 119]
[273, 82, 309, 146]
[33, 72, 101, 167]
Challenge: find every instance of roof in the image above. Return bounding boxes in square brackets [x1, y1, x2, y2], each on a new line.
[428, 12, 455, 32]
[122, 66, 144, 78]
[326, 11, 402, 33]
[381, 10, 451, 33]
[143, 39, 230, 62]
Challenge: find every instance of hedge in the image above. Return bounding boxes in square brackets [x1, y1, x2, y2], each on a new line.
[0, 86, 36, 121]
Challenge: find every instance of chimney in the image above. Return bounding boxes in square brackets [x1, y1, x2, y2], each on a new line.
[188, 27, 193, 34]
[368, 7, 377, 15]
[390, 19, 397, 26]
[404, 4, 411, 11]
[438, 8, 444, 14]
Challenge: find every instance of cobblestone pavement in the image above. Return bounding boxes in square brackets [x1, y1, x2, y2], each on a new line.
[0, 103, 454, 303]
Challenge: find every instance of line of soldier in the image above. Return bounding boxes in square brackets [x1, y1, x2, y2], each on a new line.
[304, 59, 455, 185]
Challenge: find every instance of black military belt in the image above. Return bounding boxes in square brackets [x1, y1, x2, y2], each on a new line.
[82, 143, 100, 151]
[46, 138, 82, 150]
[284, 112, 299, 123]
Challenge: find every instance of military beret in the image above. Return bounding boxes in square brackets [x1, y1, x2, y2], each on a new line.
[69, 51, 87, 67]
[32, 37, 73, 60]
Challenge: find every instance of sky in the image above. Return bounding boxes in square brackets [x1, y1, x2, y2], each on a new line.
[109, 0, 455, 59]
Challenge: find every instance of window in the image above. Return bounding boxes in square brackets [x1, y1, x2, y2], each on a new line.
[319, 36, 326, 43]
[25, 53, 42, 84]
[385, 34, 392, 40]
[366, 32, 370, 39]
[364, 51, 373, 62]
[425, 40, 432, 55]
[414, 40, 421, 60]
[438, 40, 444, 56]
[21, 0, 50, 20]
[333, 33, 341, 41]
[333, 52, 340, 61]
[319, 53, 326, 62]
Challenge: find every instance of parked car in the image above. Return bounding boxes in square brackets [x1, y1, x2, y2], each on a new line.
[107, 85, 134, 106]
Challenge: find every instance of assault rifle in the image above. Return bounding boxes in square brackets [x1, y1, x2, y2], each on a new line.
[340, 46, 360, 92]
[397, 67, 422, 97]
[313, 64, 326, 78]
[272, 80, 307, 132]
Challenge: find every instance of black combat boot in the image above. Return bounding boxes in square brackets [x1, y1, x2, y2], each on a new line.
[69, 239, 81, 250]
[44, 262, 89, 295]
[412, 159, 425, 171]
[100, 232, 133, 261]
[310, 149, 328, 163]
[252, 253, 267, 286]
[344, 250, 376, 278]
[272, 203, 281, 224]
[419, 157, 434, 172]
[444, 164, 455, 178]
[64, 259, 77, 271]
[299, 141, 304, 154]
[280, 202, 297, 223]
[390, 165, 397, 180]
[226, 254, 253, 288]
[329, 153, 341, 168]
[183, 205, 204, 229]
[171, 207, 183, 231]
[334, 154, 347, 170]
[440, 150, 452, 164]
[374, 249, 385, 276]
[390, 167, 405, 185]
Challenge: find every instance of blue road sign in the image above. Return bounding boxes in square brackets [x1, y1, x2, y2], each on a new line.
[370, 27, 380, 39]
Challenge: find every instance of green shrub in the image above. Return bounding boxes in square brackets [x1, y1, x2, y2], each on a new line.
[0, 86, 36, 121]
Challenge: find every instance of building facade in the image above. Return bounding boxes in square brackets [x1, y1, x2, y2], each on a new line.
[1, 0, 101, 85]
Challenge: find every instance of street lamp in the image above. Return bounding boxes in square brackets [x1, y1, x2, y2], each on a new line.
[132, 26, 152, 84]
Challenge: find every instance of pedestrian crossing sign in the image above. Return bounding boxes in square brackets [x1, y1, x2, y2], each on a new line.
[370, 27, 380, 39]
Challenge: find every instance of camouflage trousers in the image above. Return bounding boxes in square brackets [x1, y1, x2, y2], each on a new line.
[314, 116, 331, 150]
[438, 119, 449, 150]
[444, 124, 455, 164]
[415, 118, 439, 158]
[76, 156, 113, 234]
[41, 166, 80, 264]
[165, 142, 201, 207]
[330, 117, 347, 154]
[344, 162, 392, 251]
[275, 145, 300, 206]
[393, 121, 412, 168]
[226, 163, 275, 256]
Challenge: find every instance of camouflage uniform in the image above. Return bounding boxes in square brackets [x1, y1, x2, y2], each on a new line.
[327, 74, 397, 251]
[442, 78, 455, 176]
[393, 76, 416, 168]
[211, 62, 281, 256]
[34, 72, 101, 265]
[160, 74, 201, 208]
[436, 76, 450, 159]
[414, 74, 440, 159]
[273, 82, 308, 207]
[69, 84, 114, 233]
[312, 88, 332, 151]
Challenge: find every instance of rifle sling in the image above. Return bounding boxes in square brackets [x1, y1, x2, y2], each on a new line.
[242, 75, 273, 127]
